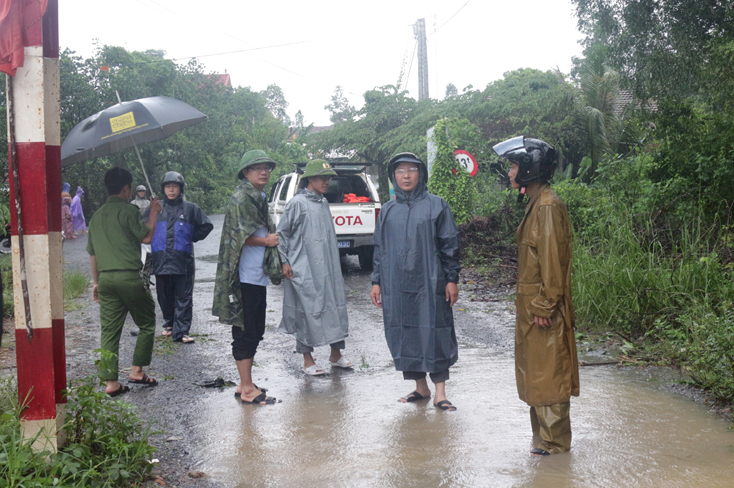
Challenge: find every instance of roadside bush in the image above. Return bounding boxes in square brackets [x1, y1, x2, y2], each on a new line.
[0, 376, 156, 487]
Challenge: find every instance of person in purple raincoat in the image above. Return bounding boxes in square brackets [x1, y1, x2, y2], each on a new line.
[71, 186, 87, 234]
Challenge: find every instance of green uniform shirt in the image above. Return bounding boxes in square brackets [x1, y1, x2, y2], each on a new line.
[87, 196, 149, 272]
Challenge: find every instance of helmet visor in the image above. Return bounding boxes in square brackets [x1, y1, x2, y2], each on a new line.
[492, 136, 525, 157]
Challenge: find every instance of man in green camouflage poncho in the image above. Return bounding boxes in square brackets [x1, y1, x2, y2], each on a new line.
[213, 149, 282, 405]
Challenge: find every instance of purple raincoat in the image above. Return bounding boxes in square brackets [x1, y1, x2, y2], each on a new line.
[70, 186, 87, 232]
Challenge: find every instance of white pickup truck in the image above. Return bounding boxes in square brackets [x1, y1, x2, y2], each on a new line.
[268, 163, 381, 270]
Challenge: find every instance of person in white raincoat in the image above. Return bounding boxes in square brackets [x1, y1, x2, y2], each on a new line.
[278, 159, 353, 375]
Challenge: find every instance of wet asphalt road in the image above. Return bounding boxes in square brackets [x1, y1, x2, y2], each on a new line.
[58, 215, 734, 488]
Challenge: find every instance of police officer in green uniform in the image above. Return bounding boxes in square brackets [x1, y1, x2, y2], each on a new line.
[87, 167, 162, 396]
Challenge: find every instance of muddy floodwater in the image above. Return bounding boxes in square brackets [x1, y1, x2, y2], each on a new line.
[188, 351, 734, 488]
[52, 214, 734, 488]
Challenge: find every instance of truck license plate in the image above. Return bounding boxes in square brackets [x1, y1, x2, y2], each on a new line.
[338, 240, 351, 248]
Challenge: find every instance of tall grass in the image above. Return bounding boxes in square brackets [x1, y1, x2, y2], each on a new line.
[63, 270, 90, 301]
[572, 207, 734, 336]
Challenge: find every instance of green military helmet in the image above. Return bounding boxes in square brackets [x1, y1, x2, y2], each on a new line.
[301, 159, 337, 180]
[235, 149, 277, 179]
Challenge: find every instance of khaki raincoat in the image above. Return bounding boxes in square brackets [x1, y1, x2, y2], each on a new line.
[515, 183, 579, 406]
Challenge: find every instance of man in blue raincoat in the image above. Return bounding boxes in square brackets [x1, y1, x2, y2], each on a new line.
[370, 152, 461, 411]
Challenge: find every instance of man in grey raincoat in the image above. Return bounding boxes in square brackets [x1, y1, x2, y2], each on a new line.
[278, 159, 352, 376]
[213, 150, 282, 405]
[370, 152, 461, 411]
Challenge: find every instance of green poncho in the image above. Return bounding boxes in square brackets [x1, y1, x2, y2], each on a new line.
[213, 179, 281, 327]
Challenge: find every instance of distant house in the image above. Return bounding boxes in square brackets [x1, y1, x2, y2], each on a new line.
[613, 90, 658, 116]
[204, 72, 232, 90]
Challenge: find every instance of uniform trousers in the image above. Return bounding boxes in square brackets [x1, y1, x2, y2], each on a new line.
[98, 270, 156, 380]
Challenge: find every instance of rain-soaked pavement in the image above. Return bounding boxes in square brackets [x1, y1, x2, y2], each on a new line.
[51, 214, 734, 487]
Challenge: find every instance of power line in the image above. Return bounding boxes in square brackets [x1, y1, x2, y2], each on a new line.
[429, 0, 471, 36]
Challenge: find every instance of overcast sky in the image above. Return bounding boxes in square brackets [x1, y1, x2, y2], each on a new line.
[59, 0, 585, 126]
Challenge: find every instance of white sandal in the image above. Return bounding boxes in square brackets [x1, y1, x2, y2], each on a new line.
[330, 357, 354, 369]
[302, 364, 327, 376]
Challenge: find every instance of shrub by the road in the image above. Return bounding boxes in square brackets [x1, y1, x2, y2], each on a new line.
[0, 376, 156, 487]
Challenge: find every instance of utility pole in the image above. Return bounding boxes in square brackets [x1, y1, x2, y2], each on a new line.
[4, 0, 66, 452]
[413, 18, 429, 100]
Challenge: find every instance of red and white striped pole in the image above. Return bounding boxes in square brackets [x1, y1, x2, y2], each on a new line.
[6, 0, 66, 451]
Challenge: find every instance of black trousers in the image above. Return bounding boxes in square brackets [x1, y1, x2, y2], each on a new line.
[231, 282, 267, 361]
[403, 370, 450, 384]
[155, 274, 194, 341]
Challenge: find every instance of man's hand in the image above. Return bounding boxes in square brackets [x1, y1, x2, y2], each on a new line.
[264, 233, 279, 247]
[445, 282, 459, 307]
[148, 197, 161, 215]
[282, 263, 293, 280]
[92, 284, 99, 303]
[370, 284, 382, 307]
[534, 315, 552, 328]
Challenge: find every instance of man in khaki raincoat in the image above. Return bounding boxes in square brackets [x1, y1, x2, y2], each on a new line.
[494, 136, 579, 455]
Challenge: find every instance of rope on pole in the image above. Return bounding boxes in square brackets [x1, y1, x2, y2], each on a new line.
[6, 74, 34, 343]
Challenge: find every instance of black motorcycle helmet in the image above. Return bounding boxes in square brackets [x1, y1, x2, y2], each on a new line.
[161, 171, 185, 195]
[493, 136, 557, 186]
[388, 152, 428, 184]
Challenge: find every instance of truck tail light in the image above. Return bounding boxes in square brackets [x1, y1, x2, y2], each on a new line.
[375, 208, 380, 226]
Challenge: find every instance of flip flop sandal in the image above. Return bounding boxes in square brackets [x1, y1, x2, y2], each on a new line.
[234, 384, 267, 398]
[400, 391, 429, 403]
[302, 365, 327, 376]
[107, 385, 130, 397]
[530, 448, 550, 456]
[330, 357, 354, 369]
[434, 400, 457, 411]
[128, 373, 158, 386]
[241, 392, 278, 405]
[173, 335, 195, 343]
[161, 328, 172, 337]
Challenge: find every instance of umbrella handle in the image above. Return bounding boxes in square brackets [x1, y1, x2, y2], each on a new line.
[132, 141, 155, 198]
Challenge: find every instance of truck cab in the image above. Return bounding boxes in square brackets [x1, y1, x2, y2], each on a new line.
[268, 163, 381, 270]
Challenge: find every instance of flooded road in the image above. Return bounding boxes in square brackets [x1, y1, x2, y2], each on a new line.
[60, 214, 734, 487]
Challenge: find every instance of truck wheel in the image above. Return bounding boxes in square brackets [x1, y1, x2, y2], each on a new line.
[358, 246, 374, 271]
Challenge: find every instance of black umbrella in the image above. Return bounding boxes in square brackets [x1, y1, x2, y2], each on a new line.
[61, 95, 207, 192]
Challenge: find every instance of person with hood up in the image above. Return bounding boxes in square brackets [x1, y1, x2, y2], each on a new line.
[370, 152, 461, 411]
[213, 149, 282, 405]
[147, 172, 213, 343]
[70, 186, 87, 234]
[131, 185, 150, 214]
[61, 192, 75, 239]
[493, 136, 579, 456]
[278, 159, 353, 376]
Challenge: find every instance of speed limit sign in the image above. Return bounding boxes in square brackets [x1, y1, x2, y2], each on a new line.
[453, 150, 478, 177]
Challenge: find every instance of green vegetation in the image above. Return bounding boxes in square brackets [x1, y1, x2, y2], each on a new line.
[63, 271, 90, 311]
[0, 376, 156, 487]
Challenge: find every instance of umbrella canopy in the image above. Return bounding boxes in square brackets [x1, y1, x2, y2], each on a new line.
[61, 96, 207, 166]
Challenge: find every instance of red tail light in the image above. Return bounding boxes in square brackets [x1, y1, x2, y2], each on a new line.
[375, 208, 380, 226]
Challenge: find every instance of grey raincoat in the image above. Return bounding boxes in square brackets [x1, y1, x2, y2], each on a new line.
[277, 188, 349, 346]
[371, 176, 461, 373]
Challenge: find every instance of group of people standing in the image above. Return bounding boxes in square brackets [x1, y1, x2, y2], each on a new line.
[85, 135, 578, 457]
